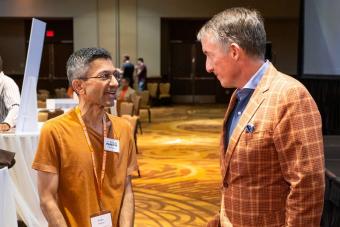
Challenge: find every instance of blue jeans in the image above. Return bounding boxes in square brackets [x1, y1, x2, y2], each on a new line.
[138, 79, 146, 91]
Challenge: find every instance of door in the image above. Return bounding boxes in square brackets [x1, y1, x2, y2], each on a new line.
[161, 18, 229, 104]
[170, 41, 216, 104]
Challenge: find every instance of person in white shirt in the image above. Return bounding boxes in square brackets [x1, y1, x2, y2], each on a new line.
[0, 56, 20, 132]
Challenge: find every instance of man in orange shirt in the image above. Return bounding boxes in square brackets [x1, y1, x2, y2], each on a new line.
[198, 8, 324, 227]
[32, 48, 137, 227]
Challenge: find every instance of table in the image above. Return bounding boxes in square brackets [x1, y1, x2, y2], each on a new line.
[0, 167, 17, 227]
[0, 132, 47, 227]
[46, 98, 78, 110]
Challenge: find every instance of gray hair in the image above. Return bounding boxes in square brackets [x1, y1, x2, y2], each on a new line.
[66, 47, 112, 85]
[197, 7, 266, 59]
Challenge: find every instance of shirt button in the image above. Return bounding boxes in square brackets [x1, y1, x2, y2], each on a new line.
[238, 111, 242, 116]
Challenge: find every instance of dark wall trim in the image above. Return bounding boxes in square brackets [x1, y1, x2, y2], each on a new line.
[297, 0, 304, 77]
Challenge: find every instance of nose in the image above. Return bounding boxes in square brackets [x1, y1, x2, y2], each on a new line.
[206, 59, 213, 73]
[109, 74, 119, 87]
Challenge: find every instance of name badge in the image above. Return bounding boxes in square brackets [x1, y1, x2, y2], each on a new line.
[104, 137, 120, 153]
[90, 211, 112, 227]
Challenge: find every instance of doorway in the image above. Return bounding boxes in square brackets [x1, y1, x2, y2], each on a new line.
[161, 18, 229, 104]
[0, 18, 73, 90]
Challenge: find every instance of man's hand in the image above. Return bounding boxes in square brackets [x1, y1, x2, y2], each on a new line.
[0, 123, 10, 132]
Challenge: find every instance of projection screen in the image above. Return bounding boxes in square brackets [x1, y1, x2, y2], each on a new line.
[303, 0, 340, 77]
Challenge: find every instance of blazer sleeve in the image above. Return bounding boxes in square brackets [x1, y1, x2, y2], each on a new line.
[273, 85, 325, 227]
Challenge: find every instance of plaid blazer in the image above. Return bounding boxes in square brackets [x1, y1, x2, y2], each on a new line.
[209, 64, 325, 227]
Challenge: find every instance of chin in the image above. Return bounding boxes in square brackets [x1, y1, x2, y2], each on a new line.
[220, 81, 230, 88]
[220, 79, 236, 89]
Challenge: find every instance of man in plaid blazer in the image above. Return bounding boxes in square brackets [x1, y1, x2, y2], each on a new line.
[197, 8, 325, 227]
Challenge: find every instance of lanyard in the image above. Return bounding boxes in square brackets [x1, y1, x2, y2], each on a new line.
[75, 106, 108, 211]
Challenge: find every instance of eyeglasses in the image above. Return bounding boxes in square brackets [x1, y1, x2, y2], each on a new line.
[79, 70, 121, 82]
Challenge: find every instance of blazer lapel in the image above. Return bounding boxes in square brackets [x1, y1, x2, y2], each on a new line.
[221, 63, 277, 181]
[220, 90, 238, 164]
[224, 92, 265, 166]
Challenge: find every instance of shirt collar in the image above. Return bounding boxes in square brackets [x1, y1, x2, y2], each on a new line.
[236, 60, 269, 100]
[243, 60, 270, 89]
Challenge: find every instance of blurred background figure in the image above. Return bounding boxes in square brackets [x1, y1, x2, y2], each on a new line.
[116, 77, 136, 102]
[122, 55, 134, 88]
[0, 55, 20, 132]
[136, 57, 147, 91]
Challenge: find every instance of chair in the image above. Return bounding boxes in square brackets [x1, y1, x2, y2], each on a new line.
[120, 100, 141, 152]
[121, 96, 142, 147]
[118, 102, 134, 116]
[37, 89, 49, 101]
[37, 100, 46, 108]
[147, 82, 158, 100]
[131, 95, 143, 134]
[159, 82, 171, 104]
[139, 90, 151, 123]
[121, 115, 138, 150]
[121, 115, 141, 177]
[38, 89, 49, 95]
[54, 88, 67, 98]
[131, 94, 141, 116]
[38, 112, 48, 122]
[39, 108, 64, 120]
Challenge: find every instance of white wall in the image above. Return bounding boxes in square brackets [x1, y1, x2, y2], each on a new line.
[119, 0, 137, 67]
[98, 0, 119, 66]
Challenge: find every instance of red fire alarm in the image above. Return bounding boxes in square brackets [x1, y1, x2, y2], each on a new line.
[46, 30, 55, 37]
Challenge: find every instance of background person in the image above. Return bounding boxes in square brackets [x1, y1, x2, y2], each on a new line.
[136, 57, 147, 91]
[122, 55, 134, 88]
[116, 77, 136, 102]
[0, 55, 20, 132]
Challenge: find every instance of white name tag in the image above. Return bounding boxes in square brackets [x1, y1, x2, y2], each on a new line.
[104, 137, 120, 153]
[90, 211, 112, 227]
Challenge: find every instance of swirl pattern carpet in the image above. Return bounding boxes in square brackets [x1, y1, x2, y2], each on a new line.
[133, 105, 226, 227]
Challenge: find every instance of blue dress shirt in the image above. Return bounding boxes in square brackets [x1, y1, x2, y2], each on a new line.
[224, 60, 270, 148]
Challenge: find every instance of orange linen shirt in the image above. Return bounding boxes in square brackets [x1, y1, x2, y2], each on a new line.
[32, 109, 137, 227]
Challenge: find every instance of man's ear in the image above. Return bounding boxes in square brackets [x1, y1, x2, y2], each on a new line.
[229, 43, 241, 61]
[72, 79, 85, 95]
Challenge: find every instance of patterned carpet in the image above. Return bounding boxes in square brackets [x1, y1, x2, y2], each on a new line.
[132, 105, 226, 227]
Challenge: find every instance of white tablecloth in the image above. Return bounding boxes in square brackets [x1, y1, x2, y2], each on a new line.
[46, 98, 78, 110]
[0, 133, 47, 227]
[0, 167, 17, 227]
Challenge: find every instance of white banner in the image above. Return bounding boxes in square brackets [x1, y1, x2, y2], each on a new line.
[16, 18, 46, 134]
